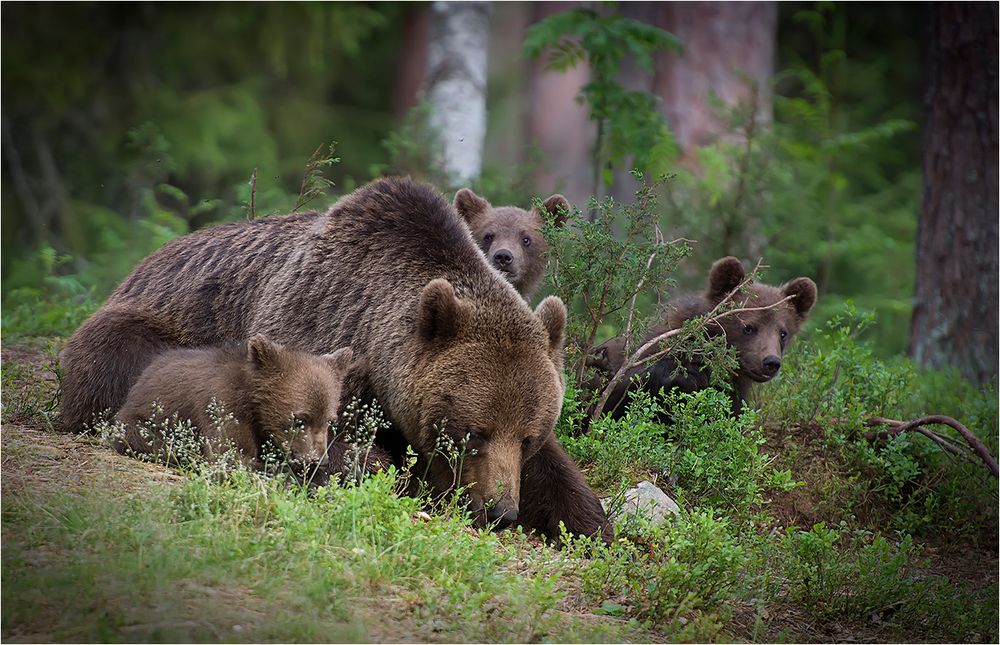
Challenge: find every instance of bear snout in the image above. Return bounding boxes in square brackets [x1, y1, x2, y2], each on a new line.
[762, 355, 782, 376]
[485, 503, 519, 530]
[492, 249, 514, 268]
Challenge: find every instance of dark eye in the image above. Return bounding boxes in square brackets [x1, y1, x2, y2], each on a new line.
[779, 329, 788, 340]
[521, 437, 532, 451]
[483, 233, 494, 244]
[522, 236, 531, 247]
[462, 427, 486, 448]
[292, 414, 309, 428]
[743, 324, 756, 335]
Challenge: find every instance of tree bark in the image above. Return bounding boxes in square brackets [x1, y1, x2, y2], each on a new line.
[525, 1, 594, 207]
[909, 2, 999, 384]
[425, 1, 492, 184]
[654, 1, 776, 151]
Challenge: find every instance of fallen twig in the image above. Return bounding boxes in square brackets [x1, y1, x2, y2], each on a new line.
[865, 415, 999, 479]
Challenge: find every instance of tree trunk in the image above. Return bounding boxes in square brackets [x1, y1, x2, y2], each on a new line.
[525, 1, 594, 207]
[909, 2, 999, 384]
[425, 1, 492, 184]
[654, 1, 776, 151]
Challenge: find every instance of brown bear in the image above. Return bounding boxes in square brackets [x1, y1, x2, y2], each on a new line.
[60, 177, 610, 542]
[115, 335, 353, 475]
[454, 188, 569, 301]
[589, 256, 817, 419]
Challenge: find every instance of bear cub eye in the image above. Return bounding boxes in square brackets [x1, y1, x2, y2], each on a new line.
[292, 413, 309, 429]
[743, 323, 756, 335]
[779, 329, 788, 340]
[483, 233, 494, 244]
[522, 236, 531, 247]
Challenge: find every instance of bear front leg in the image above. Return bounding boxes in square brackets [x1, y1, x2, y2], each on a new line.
[518, 433, 613, 544]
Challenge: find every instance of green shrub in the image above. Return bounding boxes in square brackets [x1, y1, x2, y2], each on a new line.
[563, 509, 743, 635]
[557, 385, 673, 491]
[665, 388, 797, 514]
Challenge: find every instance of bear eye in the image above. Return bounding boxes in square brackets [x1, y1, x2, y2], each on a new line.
[743, 324, 756, 335]
[521, 437, 532, 451]
[522, 236, 531, 247]
[483, 233, 494, 244]
[292, 413, 309, 429]
[779, 329, 788, 340]
[460, 427, 485, 454]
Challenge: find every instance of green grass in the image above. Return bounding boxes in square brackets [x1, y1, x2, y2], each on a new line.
[2, 313, 998, 643]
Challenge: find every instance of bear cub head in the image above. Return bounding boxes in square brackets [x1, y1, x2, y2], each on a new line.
[679, 256, 818, 384]
[454, 188, 570, 301]
[247, 335, 353, 465]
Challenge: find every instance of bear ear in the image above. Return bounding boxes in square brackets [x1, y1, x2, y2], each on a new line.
[322, 346, 354, 375]
[782, 277, 818, 320]
[540, 194, 571, 228]
[534, 296, 567, 353]
[417, 278, 462, 344]
[454, 188, 490, 224]
[707, 256, 747, 302]
[248, 334, 284, 370]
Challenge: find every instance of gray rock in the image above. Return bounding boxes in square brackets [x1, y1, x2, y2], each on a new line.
[603, 480, 680, 525]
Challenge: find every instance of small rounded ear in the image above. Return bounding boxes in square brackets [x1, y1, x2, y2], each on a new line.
[707, 256, 747, 301]
[534, 296, 566, 353]
[248, 334, 283, 370]
[322, 347, 354, 375]
[417, 278, 462, 343]
[540, 194, 571, 228]
[454, 188, 490, 224]
[782, 277, 818, 319]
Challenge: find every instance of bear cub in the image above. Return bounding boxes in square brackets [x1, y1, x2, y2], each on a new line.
[454, 188, 570, 301]
[115, 334, 353, 474]
[590, 256, 817, 418]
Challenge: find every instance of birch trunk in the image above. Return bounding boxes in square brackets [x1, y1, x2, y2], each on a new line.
[425, 1, 492, 184]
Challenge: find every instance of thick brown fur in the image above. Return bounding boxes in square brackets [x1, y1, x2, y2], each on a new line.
[115, 336, 352, 471]
[590, 256, 818, 418]
[454, 188, 569, 301]
[60, 177, 610, 542]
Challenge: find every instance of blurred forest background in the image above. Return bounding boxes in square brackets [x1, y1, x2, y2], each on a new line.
[2, 1, 996, 383]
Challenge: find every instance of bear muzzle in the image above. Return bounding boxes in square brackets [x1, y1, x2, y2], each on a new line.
[748, 355, 782, 382]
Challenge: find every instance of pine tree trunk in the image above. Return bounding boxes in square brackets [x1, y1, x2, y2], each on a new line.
[425, 1, 492, 184]
[654, 1, 776, 151]
[909, 2, 999, 383]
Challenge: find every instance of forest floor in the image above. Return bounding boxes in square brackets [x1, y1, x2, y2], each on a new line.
[2, 343, 997, 643]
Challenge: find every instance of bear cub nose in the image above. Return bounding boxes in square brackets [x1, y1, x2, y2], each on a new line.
[492, 249, 514, 267]
[485, 505, 519, 530]
[762, 355, 782, 375]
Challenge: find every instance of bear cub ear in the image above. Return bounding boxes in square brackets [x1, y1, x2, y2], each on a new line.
[454, 188, 491, 223]
[539, 194, 571, 228]
[782, 277, 818, 320]
[417, 278, 463, 344]
[248, 334, 285, 370]
[707, 256, 747, 302]
[535, 296, 567, 352]
[322, 346, 354, 375]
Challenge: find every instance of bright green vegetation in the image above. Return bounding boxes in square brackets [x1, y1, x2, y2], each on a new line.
[3, 327, 997, 642]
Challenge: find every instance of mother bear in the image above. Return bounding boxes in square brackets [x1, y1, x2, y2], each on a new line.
[59, 177, 611, 542]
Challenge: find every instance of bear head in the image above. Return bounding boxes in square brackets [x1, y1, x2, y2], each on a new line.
[247, 334, 353, 465]
[412, 278, 566, 530]
[454, 188, 570, 300]
[702, 256, 817, 383]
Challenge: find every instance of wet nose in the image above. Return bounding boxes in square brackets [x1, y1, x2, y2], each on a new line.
[762, 355, 781, 375]
[485, 504, 519, 530]
[492, 249, 513, 267]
